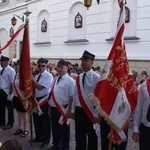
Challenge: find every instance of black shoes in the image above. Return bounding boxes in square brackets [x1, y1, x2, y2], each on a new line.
[14, 129, 28, 137]
[21, 130, 28, 137]
[30, 138, 49, 149]
[47, 146, 55, 150]
[14, 129, 23, 135]
[40, 142, 49, 149]
[3, 124, 13, 130]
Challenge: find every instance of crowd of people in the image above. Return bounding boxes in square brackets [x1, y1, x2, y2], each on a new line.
[0, 50, 150, 150]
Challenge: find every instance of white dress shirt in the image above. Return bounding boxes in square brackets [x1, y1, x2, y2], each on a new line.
[49, 73, 75, 107]
[72, 69, 100, 115]
[34, 70, 53, 97]
[0, 65, 15, 94]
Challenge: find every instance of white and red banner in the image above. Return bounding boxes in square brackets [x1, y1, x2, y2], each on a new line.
[94, 0, 138, 143]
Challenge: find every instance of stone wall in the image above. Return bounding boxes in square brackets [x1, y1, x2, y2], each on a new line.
[31, 58, 150, 77]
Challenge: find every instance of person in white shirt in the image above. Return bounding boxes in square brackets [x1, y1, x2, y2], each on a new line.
[0, 56, 15, 130]
[32, 58, 53, 149]
[48, 59, 75, 150]
[73, 50, 100, 150]
[132, 79, 150, 149]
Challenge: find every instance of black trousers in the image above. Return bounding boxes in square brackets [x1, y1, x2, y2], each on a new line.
[0, 89, 14, 126]
[139, 123, 150, 150]
[51, 106, 70, 150]
[33, 100, 51, 144]
[75, 106, 98, 150]
[100, 118, 127, 150]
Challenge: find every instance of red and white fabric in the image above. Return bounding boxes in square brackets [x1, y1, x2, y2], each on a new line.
[0, 25, 25, 53]
[35, 95, 49, 116]
[76, 74, 98, 121]
[51, 78, 69, 125]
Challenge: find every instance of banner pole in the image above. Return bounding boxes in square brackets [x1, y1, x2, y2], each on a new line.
[23, 10, 32, 146]
[30, 114, 33, 146]
[108, 128, 113, 150]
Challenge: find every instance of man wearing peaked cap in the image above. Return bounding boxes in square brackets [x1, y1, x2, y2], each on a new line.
[80, 50, 95, 60]
[0, 55, 15, 130]
[37, 57, 49, 64]
[48, 59, 75, 150]
[73, 50, 100, 150]
[32, 57, 53, 149]
[57, 59, 68, 67]
[0, 56, 10, 62]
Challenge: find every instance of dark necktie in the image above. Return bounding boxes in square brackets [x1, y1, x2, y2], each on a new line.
[1, 68, 4, 76]
[37, 73, 41, 82]
[57, 76, 61, 84]
[82, 73, 86, 87]
[147, 104, 150, 122]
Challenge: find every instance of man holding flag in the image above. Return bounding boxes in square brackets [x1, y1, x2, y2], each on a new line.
[94, 0, 138, 149]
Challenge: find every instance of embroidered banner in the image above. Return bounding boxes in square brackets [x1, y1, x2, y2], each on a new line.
[19, 24, 37, 114]
[94, 1, 138, 143]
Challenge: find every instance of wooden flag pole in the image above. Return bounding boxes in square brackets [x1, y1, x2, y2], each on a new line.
[108, 128, 113, 150]
[23, 10, 32, 146]
[30, 114, 33, 146]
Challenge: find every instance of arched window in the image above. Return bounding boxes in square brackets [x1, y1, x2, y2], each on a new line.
[108, 0, 138, 39]
[33, 10, 51, 45]
[65, 2, 88, 44]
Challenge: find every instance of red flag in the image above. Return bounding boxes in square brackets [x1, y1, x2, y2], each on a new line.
[94, 1, 138, 143]
[19, 24, 36, 114]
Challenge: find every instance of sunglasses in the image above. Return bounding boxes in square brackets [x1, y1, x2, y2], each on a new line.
[38, 65, 46, 68]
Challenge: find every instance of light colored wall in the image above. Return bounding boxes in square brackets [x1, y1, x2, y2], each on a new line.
[0, 0, 150, 75]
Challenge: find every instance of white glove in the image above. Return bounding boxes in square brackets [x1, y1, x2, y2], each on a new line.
[7, 94, 13, 101]
[93, 123, 101, 138]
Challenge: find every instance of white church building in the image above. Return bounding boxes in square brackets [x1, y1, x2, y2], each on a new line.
[0, 0, 150, 74]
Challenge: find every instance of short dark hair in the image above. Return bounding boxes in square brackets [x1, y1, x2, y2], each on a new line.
[0, 140, 22, 150]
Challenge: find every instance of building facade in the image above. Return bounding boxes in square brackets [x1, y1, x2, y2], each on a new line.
[0, 0, 150, 74]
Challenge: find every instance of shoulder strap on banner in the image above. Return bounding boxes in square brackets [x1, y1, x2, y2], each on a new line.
[51, 78, 67, 123]
[76, 76, 93, 121]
